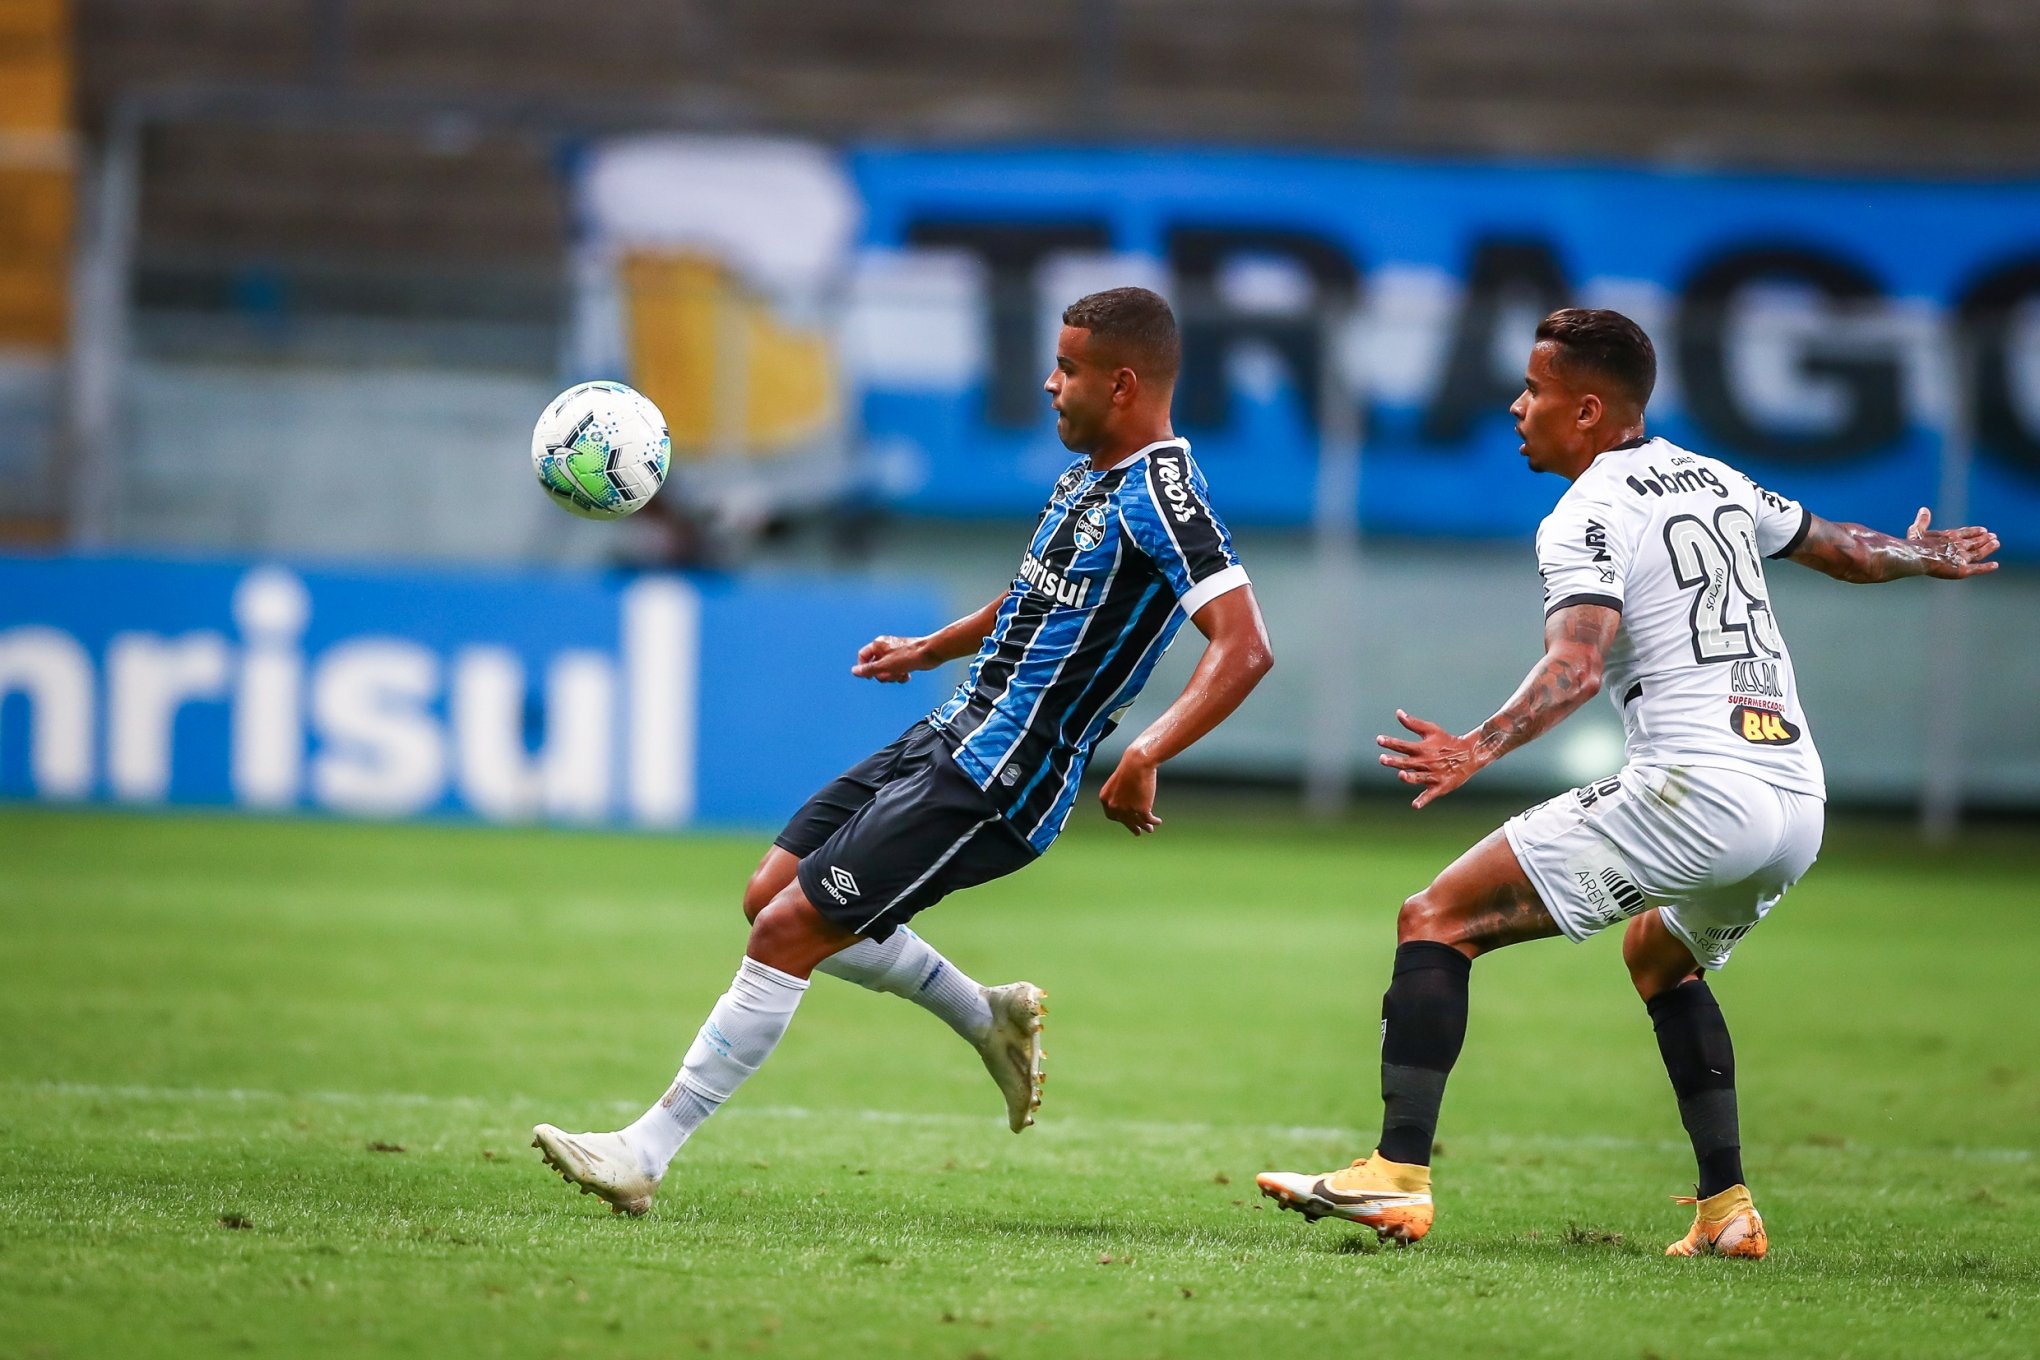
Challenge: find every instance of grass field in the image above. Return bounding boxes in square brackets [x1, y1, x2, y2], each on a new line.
[1, 801, 2036, 1359]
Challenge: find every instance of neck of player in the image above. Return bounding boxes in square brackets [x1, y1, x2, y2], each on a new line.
[1087, 422, 1176, 473]
[1566, 419, 1647, 480]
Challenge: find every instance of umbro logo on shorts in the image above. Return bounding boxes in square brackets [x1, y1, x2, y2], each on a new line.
[823, 866, 860, 903]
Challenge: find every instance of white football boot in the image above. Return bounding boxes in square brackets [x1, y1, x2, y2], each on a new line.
[531, 1124, 660, 1217]
[974, 982, 1047, 1132]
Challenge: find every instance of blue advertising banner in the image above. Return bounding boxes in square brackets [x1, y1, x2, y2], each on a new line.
[573, 141, 2040, 546]
[836, 150, 2040, 546]
[0, 554, 944, 829]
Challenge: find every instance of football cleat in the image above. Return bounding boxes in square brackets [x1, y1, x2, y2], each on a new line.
[1665, 1183, 1767, 1258]
[975, 982, 1047, 1132]
[531, 1124, 660, 1217]
[1256, 1151, 1434, 1243]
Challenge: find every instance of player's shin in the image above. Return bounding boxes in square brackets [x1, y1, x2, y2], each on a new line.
[1647, 979, 1744, 1198]
[813, 927, 993, 1041]
[622, 957, 810, 1173]
[1377, 942, 1473, 1166]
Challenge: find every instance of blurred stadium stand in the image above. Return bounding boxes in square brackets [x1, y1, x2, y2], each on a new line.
[0, 0, 73, 539]
[75, 0, 2040, 168]
[65, 0, 2040, 361]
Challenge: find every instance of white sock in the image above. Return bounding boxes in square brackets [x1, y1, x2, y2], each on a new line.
[813, 927, 993, 1042]
[622, 956, 808, 1175]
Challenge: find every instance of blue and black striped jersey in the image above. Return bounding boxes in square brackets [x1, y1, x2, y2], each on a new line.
[929, 438, 1249, 853]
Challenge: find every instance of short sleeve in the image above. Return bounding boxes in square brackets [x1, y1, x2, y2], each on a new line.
[1121, 445, 1248, 615]
[1747, 479, 1811, 559]
[1536, 493, 1629, 617]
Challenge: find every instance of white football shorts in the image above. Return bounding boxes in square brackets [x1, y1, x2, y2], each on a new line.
[1502, 764, 1825, 970]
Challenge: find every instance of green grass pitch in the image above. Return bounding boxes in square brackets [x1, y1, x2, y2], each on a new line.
[1, 801, 2035, 1358]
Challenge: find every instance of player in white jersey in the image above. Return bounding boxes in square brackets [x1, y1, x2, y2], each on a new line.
[1257, 308, 2000, 1256]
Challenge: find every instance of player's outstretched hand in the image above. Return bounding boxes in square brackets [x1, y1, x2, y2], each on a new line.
[1376, 709, 1482, 809]
[1099, 750, 1163, 836]
[1907, 508, 2001, 579]
[851, 634, 929, 683]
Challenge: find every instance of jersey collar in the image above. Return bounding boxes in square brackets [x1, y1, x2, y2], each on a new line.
[1090, 436, 1189, 474]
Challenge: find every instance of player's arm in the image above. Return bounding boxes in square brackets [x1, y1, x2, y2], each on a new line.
[1376, 603, 1621, 809]
[851, 590, 1010, 683]
[1786, 507, 2000, 583]
[1098, 586, 1274, 835]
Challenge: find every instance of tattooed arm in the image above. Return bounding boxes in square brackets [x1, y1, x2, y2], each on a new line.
[1376, 603, 1622, 809]
[1788, 507, 1999, 584]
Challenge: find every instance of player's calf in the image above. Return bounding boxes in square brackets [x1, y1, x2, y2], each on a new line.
[810, 926, 1046, 1131]
[535, 957, 812, 1215]
[1645, 973, 1746, 1201]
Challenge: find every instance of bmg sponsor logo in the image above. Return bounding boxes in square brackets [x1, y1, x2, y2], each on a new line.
[1625, 463, 1730, 499]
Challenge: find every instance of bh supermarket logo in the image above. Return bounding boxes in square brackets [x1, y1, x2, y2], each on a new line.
[0, 565, 699, 825]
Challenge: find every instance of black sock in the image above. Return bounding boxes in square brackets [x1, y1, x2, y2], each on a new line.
[1375, 941, 1472, 1166]
[1647, 979, 1744, 1198]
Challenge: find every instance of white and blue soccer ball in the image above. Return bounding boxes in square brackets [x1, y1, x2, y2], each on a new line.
[531, 380, 671, 520]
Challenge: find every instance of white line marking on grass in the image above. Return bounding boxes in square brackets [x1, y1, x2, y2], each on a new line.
[12, 1081, 2033, 1164]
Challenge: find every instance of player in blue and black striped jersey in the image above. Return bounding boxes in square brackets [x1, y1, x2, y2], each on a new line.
[931, 418, 1252, 854]
[534, 287, 1275, 1217]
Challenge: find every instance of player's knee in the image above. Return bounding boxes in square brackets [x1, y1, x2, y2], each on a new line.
[1397, 887, 1462, 948]
[745, 895, 813, 958]
[740, 870, 777, 922]
[742, 849, 799, 922]
[746, 889, 852, 976]
[1622, 914, 1693, 1000]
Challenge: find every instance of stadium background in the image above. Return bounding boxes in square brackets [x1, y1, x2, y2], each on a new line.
[2, 4, 2037, 1358]
[4, 0, 2039, 826]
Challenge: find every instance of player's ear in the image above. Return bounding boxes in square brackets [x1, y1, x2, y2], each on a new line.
[1112, 366, 1140, 407]
[1576, 391, 1603, 430]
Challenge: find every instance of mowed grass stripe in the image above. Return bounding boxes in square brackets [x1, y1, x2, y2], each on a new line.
[10, 1081, 2035, 1164]
[1, 805, 2036, 1359]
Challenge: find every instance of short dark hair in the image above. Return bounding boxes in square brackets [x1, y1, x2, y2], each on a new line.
[1062, 287, 1181, 383]
[1535, 308, 1656, 410]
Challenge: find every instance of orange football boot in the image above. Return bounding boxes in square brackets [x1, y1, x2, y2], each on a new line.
[1665, 1183, 1767, 1258]
[1256, 1152, 1434, 1243]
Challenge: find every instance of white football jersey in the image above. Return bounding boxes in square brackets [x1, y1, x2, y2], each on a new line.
[1535, 435, 1826, 799]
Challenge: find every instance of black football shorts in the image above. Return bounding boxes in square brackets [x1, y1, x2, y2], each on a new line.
[774, 721, 1038, 940]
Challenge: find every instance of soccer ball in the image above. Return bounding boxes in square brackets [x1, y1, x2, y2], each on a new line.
[531, 381, 671, 520]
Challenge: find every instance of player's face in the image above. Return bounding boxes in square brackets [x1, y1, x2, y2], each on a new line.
[1510, 342, 1594, 474]
[1045, 325, 1111, 452]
